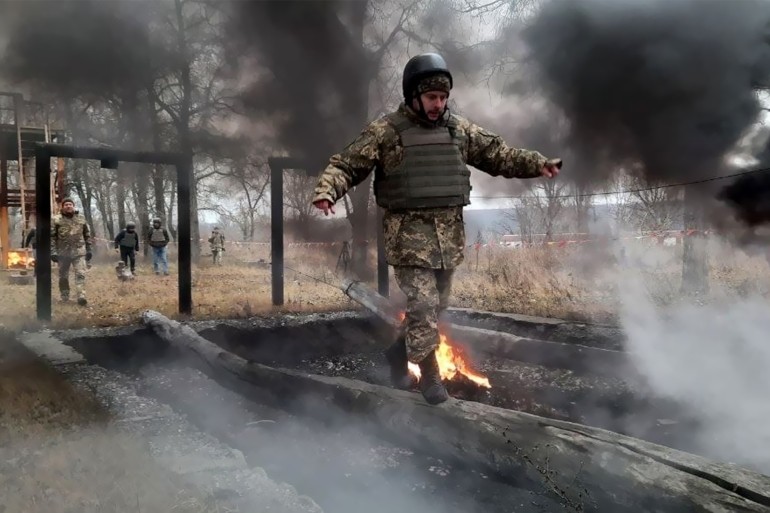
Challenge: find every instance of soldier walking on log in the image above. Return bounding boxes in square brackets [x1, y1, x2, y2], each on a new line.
[51, 197, 92, 306]
[311, 53, 562, 405]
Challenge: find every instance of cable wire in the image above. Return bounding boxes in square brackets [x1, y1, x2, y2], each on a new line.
[468, 165, 770, 201]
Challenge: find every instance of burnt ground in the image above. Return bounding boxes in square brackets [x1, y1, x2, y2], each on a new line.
[445, 308, 625, 350]
[0, 329, 268, 513]
[133, 362, 568, 513]
[56, 322, 569, 513]
[55, 310, 750, 512]
[186, 314, 705, 457]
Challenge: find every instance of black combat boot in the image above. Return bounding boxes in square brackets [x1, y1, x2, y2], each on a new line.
[384, 334, 418, 390]
[418, 351, 449, 405]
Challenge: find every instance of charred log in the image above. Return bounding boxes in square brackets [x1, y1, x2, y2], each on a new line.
[141, 310, 770, 513]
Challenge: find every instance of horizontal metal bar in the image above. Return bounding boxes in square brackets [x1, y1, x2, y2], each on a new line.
[35, 143, 183, 166]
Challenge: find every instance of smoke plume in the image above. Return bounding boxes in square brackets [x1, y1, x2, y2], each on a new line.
[226, 1, 373, 174]
[0, 0, 162, 99]
[617, 261, 770, 473]
[521, 0, 770, 191]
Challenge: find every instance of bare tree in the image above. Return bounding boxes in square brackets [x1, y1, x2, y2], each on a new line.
[212, 156, 270, 241]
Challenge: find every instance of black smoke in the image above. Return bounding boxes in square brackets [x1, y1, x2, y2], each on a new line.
[0, 0, 163, 100]
[225, 1, 374, 173]
[521, 0, 770, 194]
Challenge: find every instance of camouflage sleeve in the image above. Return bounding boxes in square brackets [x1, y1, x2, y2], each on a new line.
[50, 218, 58, 256]
[461, 118, 549, 179]
[312, 119, 386, 204]
[83, 220, 92, 253]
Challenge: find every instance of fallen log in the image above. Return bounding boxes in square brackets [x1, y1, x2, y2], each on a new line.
[142, 309, 770, 513]
[340, 279, 632, 379]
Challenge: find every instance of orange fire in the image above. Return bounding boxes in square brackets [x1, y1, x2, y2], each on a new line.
[7, 250, 34, 269]
[399, 312, 491, 389]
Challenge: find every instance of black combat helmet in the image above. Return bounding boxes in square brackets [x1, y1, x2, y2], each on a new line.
[126, 221, 136, 229]
[402, 53, 453, 101]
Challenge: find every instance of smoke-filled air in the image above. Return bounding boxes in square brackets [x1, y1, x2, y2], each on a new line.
[3, 1, 770, 513]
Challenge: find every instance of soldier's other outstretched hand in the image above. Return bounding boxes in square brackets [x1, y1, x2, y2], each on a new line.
[313, 199, 336, 216]
[542, 158, 562, 179]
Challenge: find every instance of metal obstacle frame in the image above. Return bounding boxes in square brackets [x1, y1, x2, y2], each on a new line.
[34, 143, 192, 321]
[267, 156, 388, 306]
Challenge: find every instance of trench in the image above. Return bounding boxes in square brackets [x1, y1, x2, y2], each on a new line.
[62, 319, 568, 513]
[57, 311, 726, 513]
[192, 316, 703, 455]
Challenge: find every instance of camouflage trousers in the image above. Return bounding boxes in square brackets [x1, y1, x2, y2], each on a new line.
[212, 248, 223, 265]
[57, 255, 87, 300]
[393, 265, 454, 363]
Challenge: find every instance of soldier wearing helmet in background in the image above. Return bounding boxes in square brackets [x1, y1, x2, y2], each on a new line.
[311, 53, 562, 405]
[51, 197, 92, 306]
[208, 226, 226, 266]
[114, 221, 140, 275]
[147, 217, 171, 276]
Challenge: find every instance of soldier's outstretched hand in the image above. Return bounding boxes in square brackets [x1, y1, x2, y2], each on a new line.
[313, 199, 336, 216]
[542, 158, 562, 179]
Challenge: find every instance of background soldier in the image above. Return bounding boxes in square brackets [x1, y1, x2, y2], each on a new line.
[147, 217, 170, 276]
[311, 53, 561, 405]
[51, 197, 92, 305]
[208, 226, 225, 265]
[114, 221, 139, 275]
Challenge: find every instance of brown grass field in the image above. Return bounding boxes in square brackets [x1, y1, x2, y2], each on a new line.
[2, 236, 770, 331]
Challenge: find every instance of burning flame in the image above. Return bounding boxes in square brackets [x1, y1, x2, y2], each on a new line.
[400, 312, 491, 389]
[7, 250, 34, 269]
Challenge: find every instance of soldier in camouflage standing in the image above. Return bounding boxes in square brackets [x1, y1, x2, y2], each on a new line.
[51, 197, 92, 305]
[311, 53, 561, 405]
[208, 226, 225, 265]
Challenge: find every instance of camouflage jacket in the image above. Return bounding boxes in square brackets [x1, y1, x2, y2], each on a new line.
[208, 232, 225, 250]
[51, 212, 92, 258]
[312, 103, 551, 268]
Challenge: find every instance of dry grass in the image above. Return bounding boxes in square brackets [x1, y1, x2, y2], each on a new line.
[0, 334, 237, 513]
[2, 238, 770, 330]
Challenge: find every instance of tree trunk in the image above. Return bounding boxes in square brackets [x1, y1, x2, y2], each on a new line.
[346, 0, 374, 280]
[115, 178, 127, 231]
[681, 186, 709, 296]
[142, 309, 770, 513]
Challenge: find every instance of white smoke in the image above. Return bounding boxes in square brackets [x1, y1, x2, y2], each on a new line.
[616, 244, 770, 473]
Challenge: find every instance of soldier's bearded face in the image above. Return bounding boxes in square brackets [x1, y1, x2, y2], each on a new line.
[62, 203, 74, 215]
[416, 91, 448, 121]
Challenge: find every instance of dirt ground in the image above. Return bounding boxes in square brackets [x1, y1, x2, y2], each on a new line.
[0, 329, 238, 513]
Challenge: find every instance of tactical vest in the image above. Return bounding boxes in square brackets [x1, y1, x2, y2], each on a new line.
[120, 231, 138, 248]
[210, 233, 223, 246]
[374, 112, 471, 211]
[149, 228, 167, 244]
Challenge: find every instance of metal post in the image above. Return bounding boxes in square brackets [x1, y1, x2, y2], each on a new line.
[0, 156, 8, 270]
[35, 145, 52, 321]
[377, 207, 389, 297]
[177, 155, 192, 314]
[271, 161, 284, 306]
